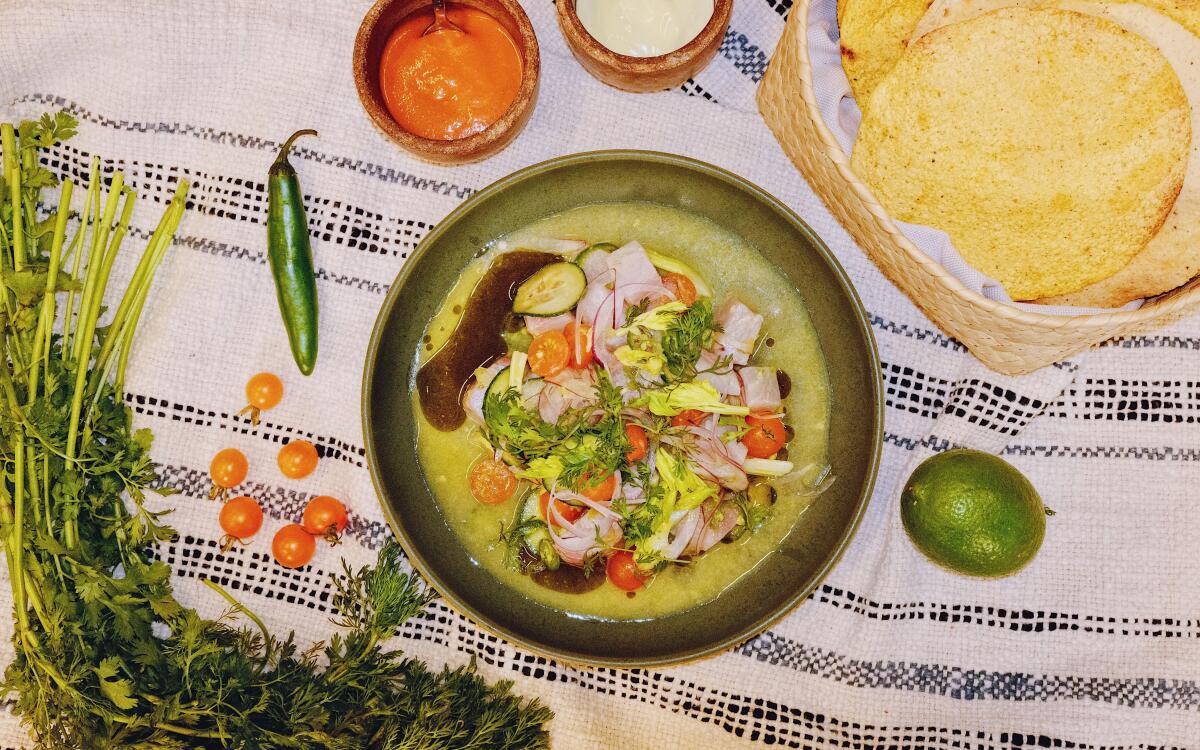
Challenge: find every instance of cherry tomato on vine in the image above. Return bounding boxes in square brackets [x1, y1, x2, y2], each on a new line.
[606, 551, 645, 591]
[278, 440, 319, 479]
[209, 448, 248, 500]
[240, 372, 283, 425]
[302, 495, 349, 542]
[218, 496, 263, 551]
[468, 457, 517, 505]
[272, 523, 316, 569]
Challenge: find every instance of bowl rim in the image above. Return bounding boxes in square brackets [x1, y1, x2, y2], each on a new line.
[555, 0, 734, 72]
[361, 149, 885, 668]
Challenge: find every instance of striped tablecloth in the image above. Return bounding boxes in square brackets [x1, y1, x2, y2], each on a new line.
[1, 1, 1197, 747]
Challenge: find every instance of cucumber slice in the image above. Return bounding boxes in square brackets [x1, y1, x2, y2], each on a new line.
[519, 491, 549, 553]
[482, 365, 513, 421]
[645, 249, 713, 298]
[574, 242, 617, 267]
[513, 262, 587, 317]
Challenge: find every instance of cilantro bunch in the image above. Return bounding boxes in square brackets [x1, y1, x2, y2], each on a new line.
[0, 114, 551, 749]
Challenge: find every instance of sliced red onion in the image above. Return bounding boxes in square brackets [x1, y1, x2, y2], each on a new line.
[663, 507, 703, 561]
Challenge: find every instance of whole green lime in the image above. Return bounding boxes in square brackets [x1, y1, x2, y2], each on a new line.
[900, 449, 1045, 577]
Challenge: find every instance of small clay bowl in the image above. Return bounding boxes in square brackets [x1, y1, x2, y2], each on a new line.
[353, 0, 540, 165]
[556, 0, 732, 93]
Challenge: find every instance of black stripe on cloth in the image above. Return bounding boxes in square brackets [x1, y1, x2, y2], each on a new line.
[126, 391, 366, 469]
[155, 463, 393, 551]
[156, 534, 1189, 749]
[719, 29, 772, 82]
[764, 0, 795, 18]
[740, 630, 1200, 709]
[122, 223, 393, 295]
[14, 93, 477, 199]
[679, 78, 720, 103]
[40, 143, 430, 260]
[884, 432, 1200, 462]
[810, 585, 1200, 638]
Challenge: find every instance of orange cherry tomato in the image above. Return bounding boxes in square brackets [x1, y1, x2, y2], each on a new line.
[670, 409, 706, 428]
[606, 551, 645, 591]
[272, 523, 316, 569]
[742, 415, 787, 459]
[578, 471, 617, 502]
[468, 458, 518, 505]
[563, 321, 594, 368]
[246, 372, 284, 410]
[219, 496, 264, 541]
[539, 491, 585, 527]
[625, 424, 648, 462]
[277, 440, 319, 479]
[209, 448, 248, 500]
[661, 272, 698, 306]
[302, 495, 349, 541]
[527, 330, 570, 378]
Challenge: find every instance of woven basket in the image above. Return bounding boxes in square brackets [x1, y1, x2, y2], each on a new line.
[757, 0, 1200, 375]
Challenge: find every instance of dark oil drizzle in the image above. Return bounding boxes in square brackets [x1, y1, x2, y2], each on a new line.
[531, 564, 607, 594]
[416, 251, 558, 431]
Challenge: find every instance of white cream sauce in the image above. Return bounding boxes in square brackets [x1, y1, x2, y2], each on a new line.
[576, 0, 715, 57]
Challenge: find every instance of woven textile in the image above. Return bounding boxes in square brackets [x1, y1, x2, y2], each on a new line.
[0, 1, 1197, 747]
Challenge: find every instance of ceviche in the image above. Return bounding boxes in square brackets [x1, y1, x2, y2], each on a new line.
[427, 235, 829, 595]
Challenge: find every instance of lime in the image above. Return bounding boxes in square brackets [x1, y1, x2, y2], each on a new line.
[900, 449, 1045, 577]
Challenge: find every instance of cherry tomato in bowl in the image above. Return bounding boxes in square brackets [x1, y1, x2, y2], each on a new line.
[661, 272, 698, 306]
[528, 330, 570, 378]
[563, 321, 594, 369]
[624, 424, 648, 462]
[606, 551, 645, 591]
[742, 416, 787, 459]
[578, 471, 616, 502]
[468, 457, 517, 505]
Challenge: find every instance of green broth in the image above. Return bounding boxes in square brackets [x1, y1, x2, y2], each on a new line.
[413, 203, 830, 620]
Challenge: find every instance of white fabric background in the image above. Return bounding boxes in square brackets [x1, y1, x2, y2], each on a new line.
[0, 1, 1196, 747]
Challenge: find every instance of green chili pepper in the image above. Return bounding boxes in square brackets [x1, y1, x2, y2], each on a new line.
[268, 129, 319, 375]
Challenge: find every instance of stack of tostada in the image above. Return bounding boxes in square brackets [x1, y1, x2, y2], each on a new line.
[839, 0, 1199, 306]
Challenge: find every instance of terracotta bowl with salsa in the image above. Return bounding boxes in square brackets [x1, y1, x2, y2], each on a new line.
[362, 151, 883, 666]
[353, 0, 540, 164]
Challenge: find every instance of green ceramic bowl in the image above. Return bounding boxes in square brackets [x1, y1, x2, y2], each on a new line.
[363, 151, 883, 667]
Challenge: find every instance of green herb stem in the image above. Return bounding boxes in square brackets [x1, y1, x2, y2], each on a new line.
[2, 125, 24, 271]
[71, 171, 124, 364]
[27, 179, 73, 407]
[62, 157, 100, 357]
